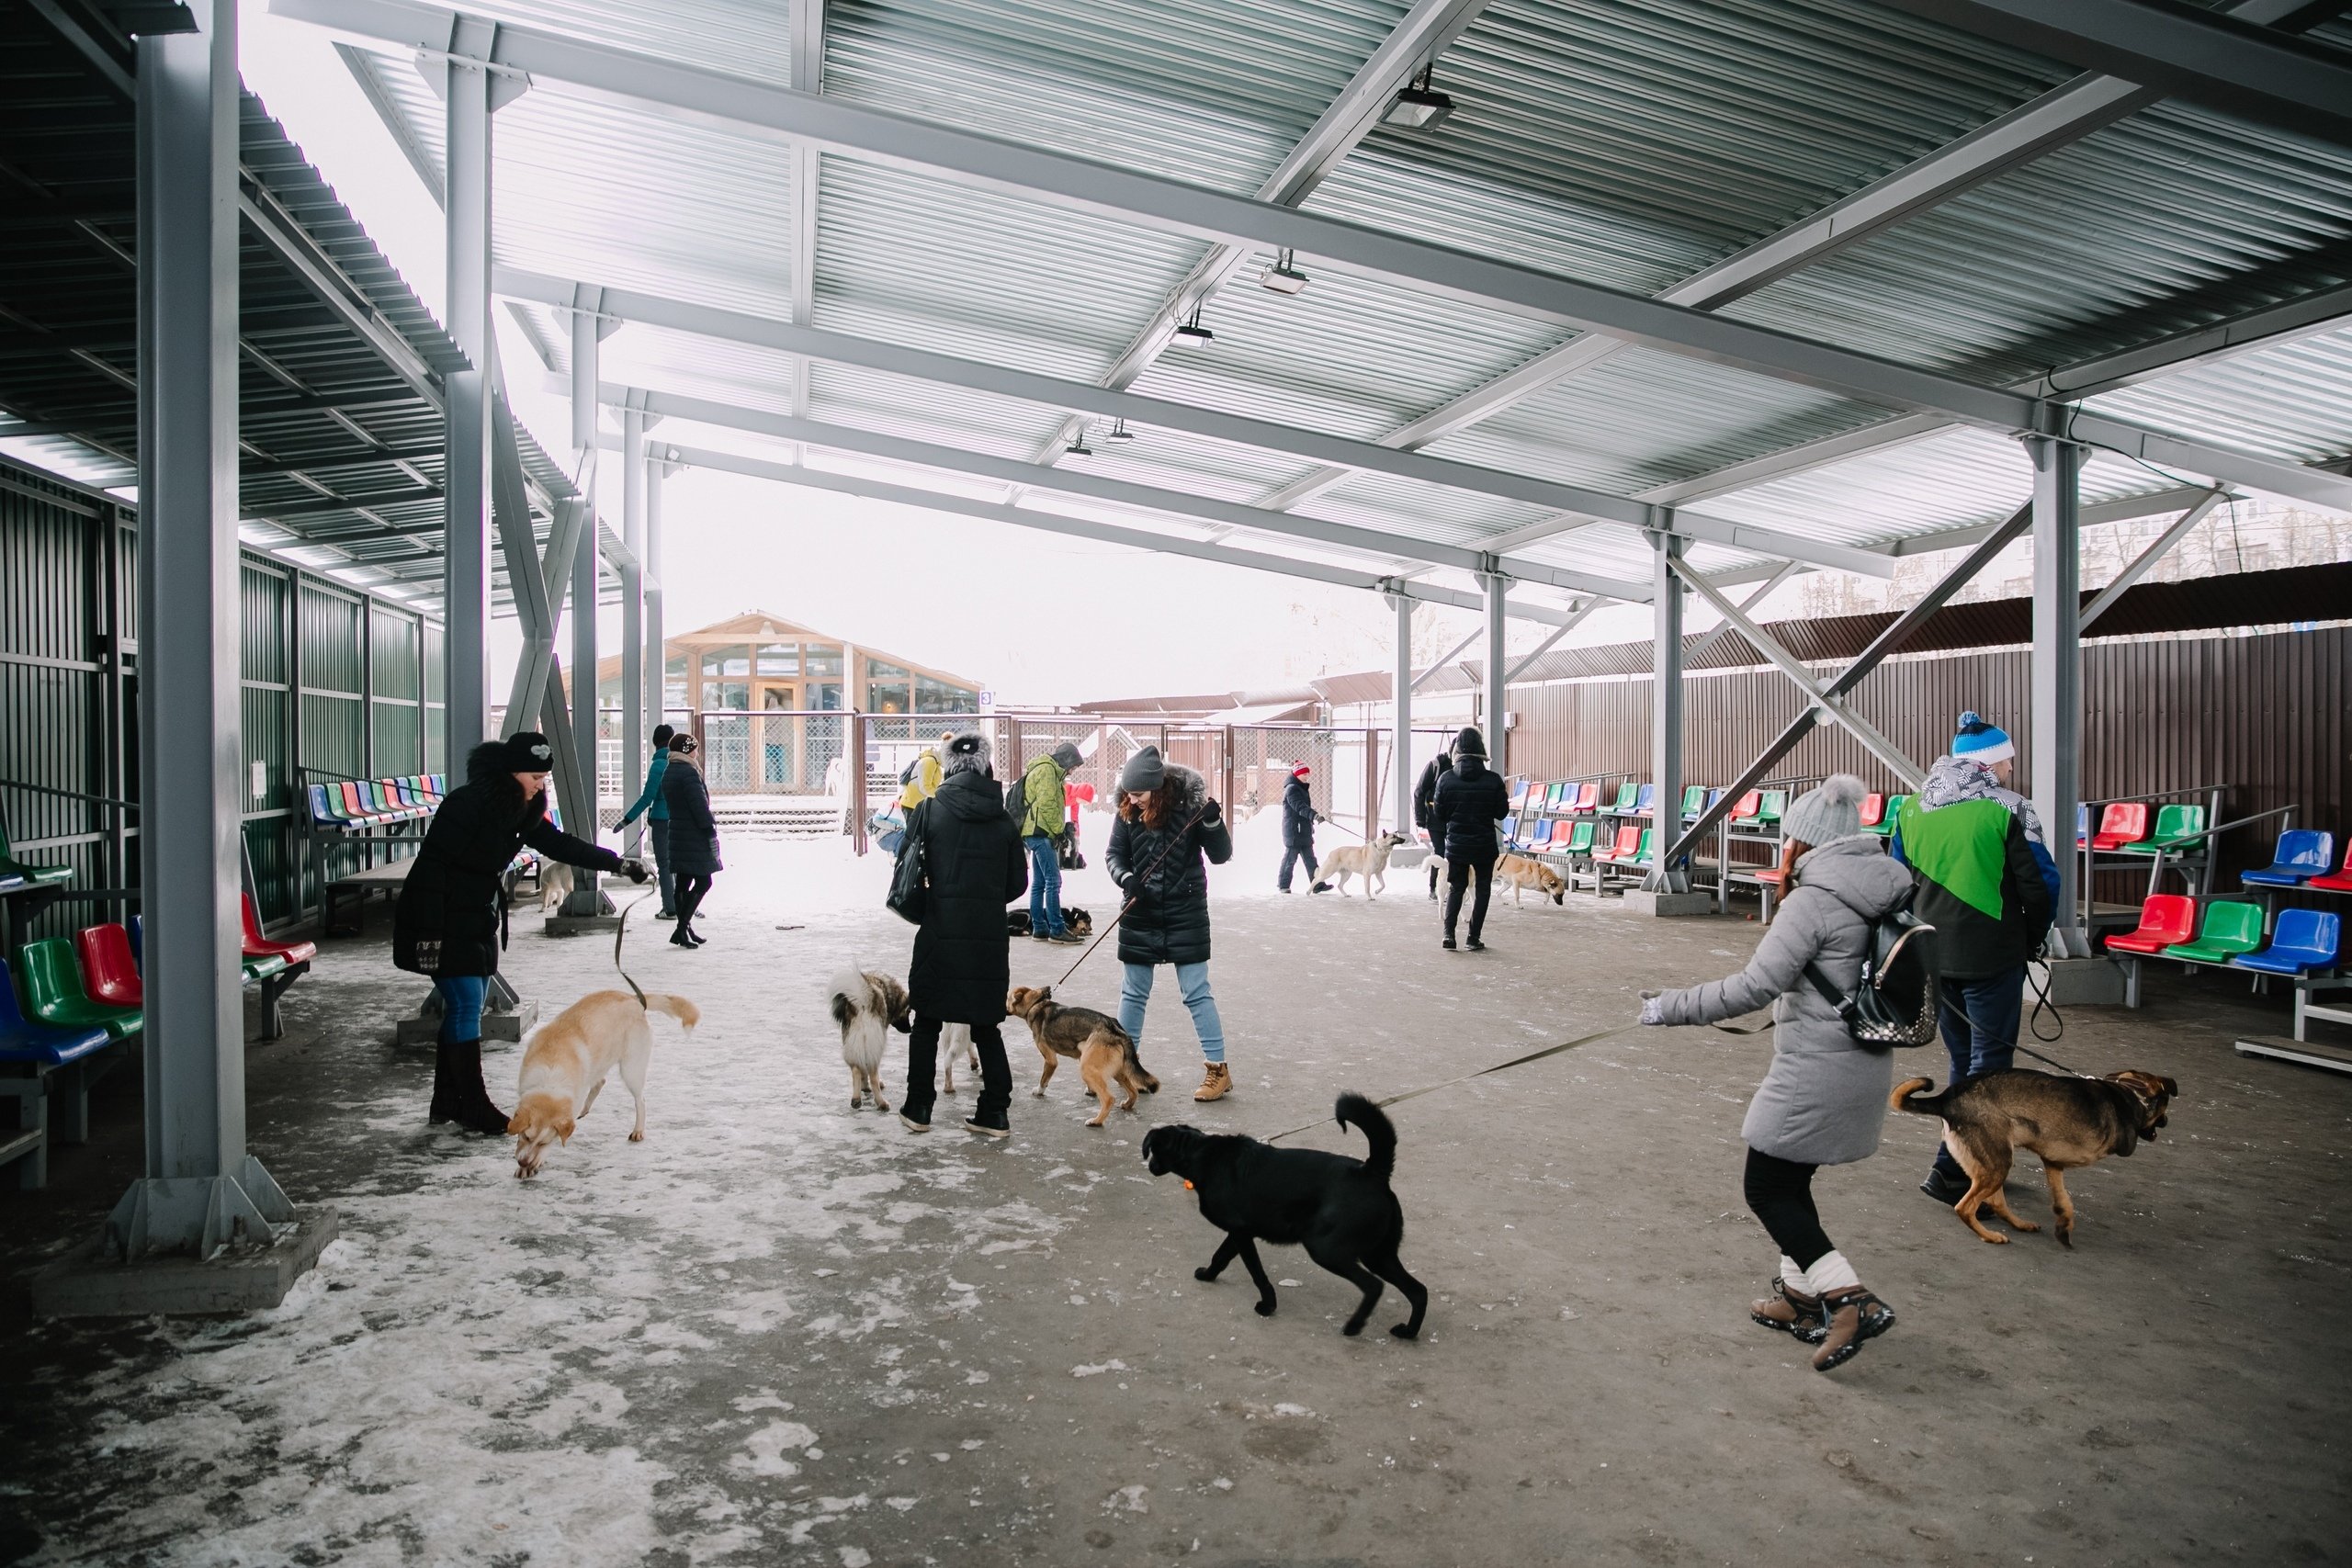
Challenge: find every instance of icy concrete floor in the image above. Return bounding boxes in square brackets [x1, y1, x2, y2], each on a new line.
[5, 827, 2349, 1566]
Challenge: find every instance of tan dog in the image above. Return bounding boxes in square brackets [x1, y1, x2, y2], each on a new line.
[1313, 831, 1409, 898]
[1493, 852, 1567, 907]
[827, 967, 910, 1111]
[1005, 985, 1159, 1127]
[508, 989, 700, 1178]
[1893, 1068, 2177, 1247]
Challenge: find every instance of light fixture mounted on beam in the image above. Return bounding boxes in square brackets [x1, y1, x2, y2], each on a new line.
[1260, 248, 1309, 295]
[1384, 67, 1454, 131]
[1065, 425, 1095, 457]
[1170, 305, 1216, 348]
[1107, 418, 1136, 441]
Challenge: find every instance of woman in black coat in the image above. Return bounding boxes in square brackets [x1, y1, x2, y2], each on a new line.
[900, 732, 1027, 1138]
[1104, 745, 1236, 1101]
[1429, 726, 1510, 952]
[393, 731, 644, 1133]
[658, 732, 723, 948]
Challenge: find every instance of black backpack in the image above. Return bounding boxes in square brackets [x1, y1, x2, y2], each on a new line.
[899, 755, 922, 786]
[1804, 895, 1940, 1051]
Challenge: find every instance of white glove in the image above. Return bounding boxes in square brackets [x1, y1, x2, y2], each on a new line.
[1638, 990, 1667, 1027]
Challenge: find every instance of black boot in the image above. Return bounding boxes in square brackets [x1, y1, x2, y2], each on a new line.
[438, 1040, 510, 1135]
[671, 923, 697, 948]
[428, 1040, 461, 1124]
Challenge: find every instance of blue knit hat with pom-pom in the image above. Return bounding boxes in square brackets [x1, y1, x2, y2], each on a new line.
[1951, 710, 2013, 765]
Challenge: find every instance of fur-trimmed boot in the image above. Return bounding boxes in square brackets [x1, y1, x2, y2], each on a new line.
[434, 1040, 511, 1135]
[1193, 1062, 1232, 1101]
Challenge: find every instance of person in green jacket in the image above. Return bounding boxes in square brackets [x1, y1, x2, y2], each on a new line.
[617, 723, 676, 918]
[1020, 741, 1085, 944]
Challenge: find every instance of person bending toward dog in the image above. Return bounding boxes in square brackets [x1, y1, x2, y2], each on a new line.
[1429, 727, 1507, 951]
[1107, 745, 1238, 1102]
[616, 722, 677, 919]
[392, 731, 648, 1134]
[1414, 749, 1453, 900]
[1278, 762, 1326, 894]
[1637, 775, 1908, 1372]
[660, 732, 723, 948]
[901, 732, 1028, 1138]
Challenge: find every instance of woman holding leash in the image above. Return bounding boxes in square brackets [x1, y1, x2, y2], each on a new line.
[660, 731, 722, 949]
[900, 731, 1027, 1138]
[616, 722, 676, 919]
[1636, 775, 1909, 1371]
[393, 731, 647, 1134]
[1106, 745, 1237, 1101]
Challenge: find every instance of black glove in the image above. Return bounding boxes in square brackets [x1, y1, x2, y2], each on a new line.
[1199, 797, 1223, 826]
[1313, 810, 1327, 824]
[620, 858, 650, 885]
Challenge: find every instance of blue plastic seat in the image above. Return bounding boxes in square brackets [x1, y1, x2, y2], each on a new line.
[2231, 909, 2342, 976]
[2244, 830, 2335, 887]
[0, 956, 112, 1067]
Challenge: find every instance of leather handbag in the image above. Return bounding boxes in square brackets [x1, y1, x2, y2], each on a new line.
[886, 800, 931, 925]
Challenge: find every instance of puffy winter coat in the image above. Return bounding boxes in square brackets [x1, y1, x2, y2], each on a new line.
[1648, 835, 1917, 1165]
[1105, 763, 1233, 967]
[393, 741, 622, 977]
[1430, 754, 1510, 861]
[907, 768, 1028, 1023]
[661, 754, 724, 876]
[1018, 751, 1068, 839]
[1281, 775, 1317, 850]
[1412, 755, 1452, 830]
[618, 747, 669, 825]
[897, 748, 944, 812]
[1892, 755, 2058, 979]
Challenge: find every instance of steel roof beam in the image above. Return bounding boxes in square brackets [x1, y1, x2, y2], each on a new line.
[586, 381, 1654, 600]
[2078, 487, 2227, 630]
[1866, 0, 2352, 146]
[275, 0, 2051, 429]
[639, 438, 1586, 626]
[786, 0, 821, 431]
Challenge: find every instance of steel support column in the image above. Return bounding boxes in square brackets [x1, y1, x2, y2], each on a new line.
[2031, 436, 2089, 957]
[1390, 591, 1413, 839]
[1480, 570, 1508, 773]
[107, 0, 296, 1263]
[439, 19, 497, 763]
[619, 450, 644, 858]
[562, 324, 605, 912]
[1646, 533, 1686, 893]
[643, 453, 665, 740]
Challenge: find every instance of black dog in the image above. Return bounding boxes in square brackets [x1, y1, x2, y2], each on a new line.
[1141, 1093, 1428, 1339]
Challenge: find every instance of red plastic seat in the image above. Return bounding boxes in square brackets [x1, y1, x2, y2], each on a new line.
[1753, 867, 1786, 886]
[243, 893, 318, 967]
[2312, 842, 2352, 894]
[1859, 793, 1885, 829]
[2089, 802, 2150, 853]
[1727, 790, 1762, 823]
[1598, 826, 1641, 863]
[2104, 894, 2198, 955]
[74, 922, 143, 1008]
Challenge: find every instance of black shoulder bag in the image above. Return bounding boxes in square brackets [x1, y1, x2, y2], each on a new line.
[887, 798, 931, 926]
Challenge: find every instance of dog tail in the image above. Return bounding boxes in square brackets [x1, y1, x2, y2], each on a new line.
[1336, 1091, 1396, 1182]
[642, 993, 701, 1033]
[1889, 1075, 1952, 1116]
[824, 966, 869, 1032]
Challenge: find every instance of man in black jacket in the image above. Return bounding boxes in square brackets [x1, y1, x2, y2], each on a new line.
[1277, 762, 1324, 894]
[1414, 750, 1454, 900]
[1429, 727, 1509, 952]
[901, 732, 1028, 1138]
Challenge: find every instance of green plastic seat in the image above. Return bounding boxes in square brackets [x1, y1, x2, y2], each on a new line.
[2116, 803, 2208, 854]
[0, 818, 74, 889]
[1565, 820, 1594, 853]
[1680, 784, 1707, 816]
[242, 954, 288, 981]
[1610, 782, 1640, 813]
[1755, 790, 1787, 824]
[1868, 794, 1907, 836]
[2161, 901, 2267, 964]
[17, 938, 141, 1041]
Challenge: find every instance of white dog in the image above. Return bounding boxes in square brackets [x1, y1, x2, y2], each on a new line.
[508, 989, 699, 1179]
[1311, 831, 1410, 898]
[939, 1022, 978, 1094]
[537, 858, 574, 914]
[828, 968, 911, 1111]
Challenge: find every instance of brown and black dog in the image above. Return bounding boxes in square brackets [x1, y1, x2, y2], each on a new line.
[1893, 1068, 2177, 1248]
[1004, 985, 1159, 1127]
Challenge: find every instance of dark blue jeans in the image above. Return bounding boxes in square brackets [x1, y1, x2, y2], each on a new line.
[1928, 966, 2023, 1181]
[1278, 843, 1317, 891]
[1024, 834, 1064, 936]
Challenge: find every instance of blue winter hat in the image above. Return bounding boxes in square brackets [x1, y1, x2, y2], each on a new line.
[1951, 710, 2014, 765]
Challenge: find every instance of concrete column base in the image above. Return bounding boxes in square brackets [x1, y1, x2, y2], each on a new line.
[542, 912, 623, 936]
[1624, 889, 1714, 918]
[2042, 955, 2127, 1007]
[394, 998, 538, 1046]
[31, 1206, 337, 1317]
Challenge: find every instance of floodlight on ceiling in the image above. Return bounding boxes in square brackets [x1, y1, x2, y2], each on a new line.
[1384, 68, 1454, 131]
[1108, 419, 1136, 441]
[1170, 306, 1216, 348]
[1065, 427, 1095, 457]
[1260, 248, 1309, 295]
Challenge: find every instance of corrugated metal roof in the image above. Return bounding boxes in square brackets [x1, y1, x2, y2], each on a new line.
[2084, 322, 2352, 468]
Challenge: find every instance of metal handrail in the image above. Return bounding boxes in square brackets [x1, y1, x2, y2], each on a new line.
[2078, 783, 2228, 810]
[0, 778, 137, 811]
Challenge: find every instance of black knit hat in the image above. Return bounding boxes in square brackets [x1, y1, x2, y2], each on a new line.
[651, 723, 675, 749]
[497, 731, 558, 773]
[1452, 726, 1487, 760]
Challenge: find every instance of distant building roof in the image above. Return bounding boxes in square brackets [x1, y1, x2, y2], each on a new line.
[595, 610, 980, 690]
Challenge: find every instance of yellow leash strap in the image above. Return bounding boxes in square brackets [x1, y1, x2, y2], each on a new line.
[1260, 1021, 1643, 1143]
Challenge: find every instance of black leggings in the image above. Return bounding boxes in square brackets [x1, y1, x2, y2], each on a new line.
[1743, 1146, 1834, 1270]
[1442, 853, 1494, 940]
[673, 872, 715, 926]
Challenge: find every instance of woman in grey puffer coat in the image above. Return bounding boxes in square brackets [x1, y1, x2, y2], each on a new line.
[1639, 775, 1911, 1373]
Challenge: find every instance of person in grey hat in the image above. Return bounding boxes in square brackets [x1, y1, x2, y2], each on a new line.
[1636, 774, 1907, 1373]
[1015, 739, 1086, 943]
[1106, 744, 1238, 1101]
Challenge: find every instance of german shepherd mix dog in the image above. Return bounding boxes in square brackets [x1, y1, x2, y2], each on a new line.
[1006, 907, 1094, 938]
[1312, 832, 1409, 898]
[1492, 852, 1566, 906]
[1893, 1068, 2178, 1248]
[827, 968, 912, 1112]
[1142, 1093, 1429, 1339]
[1004, 985, 1159, 1127]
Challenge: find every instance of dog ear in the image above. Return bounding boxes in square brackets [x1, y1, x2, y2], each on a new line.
[559, 1116, 576, 1144]
[505, 1111, 525, 1134]
[2160, 1076, 2178, 1097]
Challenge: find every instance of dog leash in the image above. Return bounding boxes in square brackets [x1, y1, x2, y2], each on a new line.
[613, 889, 659, 1010]
[1259, 1021, 1642, 1143]
[1054, 804, 1210, 988]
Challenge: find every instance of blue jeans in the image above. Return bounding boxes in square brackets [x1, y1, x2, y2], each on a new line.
[435, 975, 488, 1045]
[1120, 962, 1224, 1064]
[1024, 834, 1065, 937]
[1928, 966, 2023, 1181]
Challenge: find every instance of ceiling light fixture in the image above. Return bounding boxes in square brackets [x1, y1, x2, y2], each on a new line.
[1107, 418, 1136, 441]
[1065, 426, 1095, 457]
[1260, 248, 1310, 295]
[1170, 306, 1216, 348]
[1384, 67, 1454, 131]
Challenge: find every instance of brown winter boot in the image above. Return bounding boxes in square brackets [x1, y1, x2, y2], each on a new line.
[1812, 1287, 1896, 1371]
[1193, 1062, 1232, 1101]
[1749, 1278, 1828, 1345]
